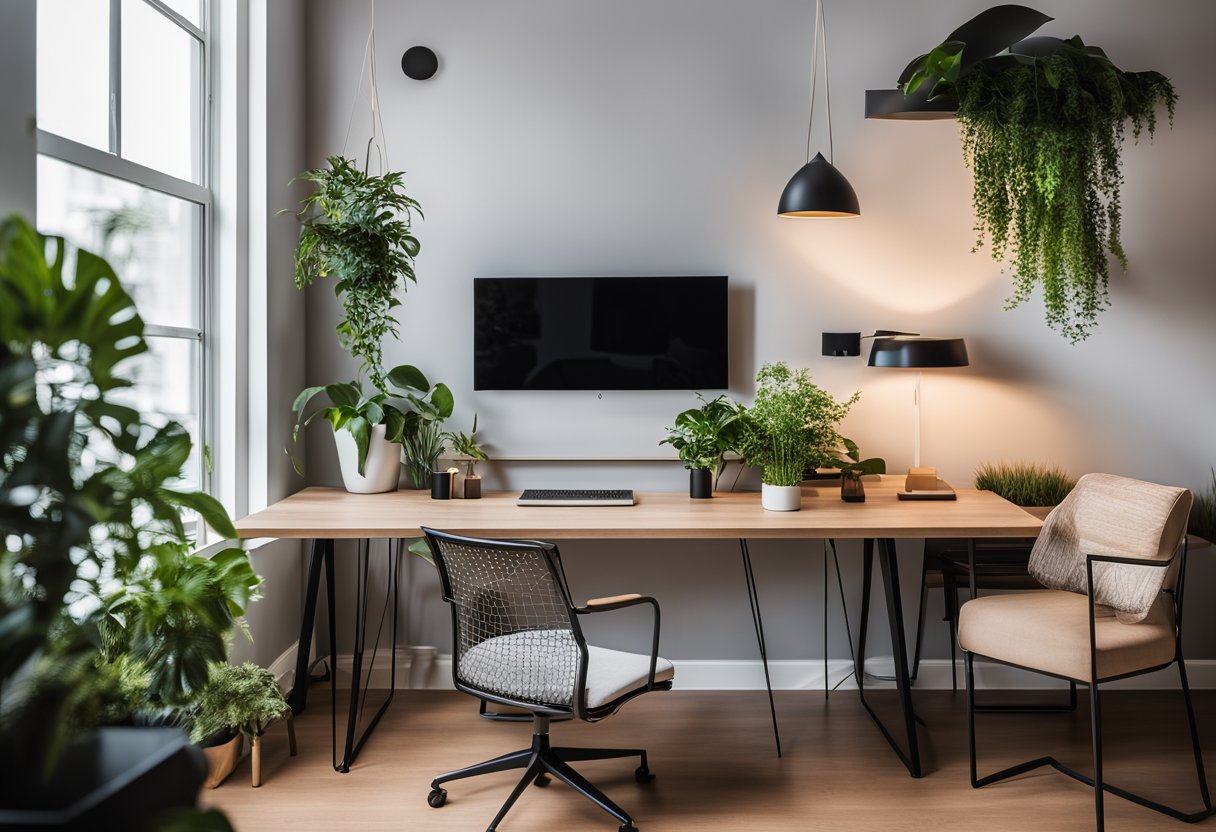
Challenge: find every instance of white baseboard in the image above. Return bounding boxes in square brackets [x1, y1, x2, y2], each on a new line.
[276, 648, 1216, 692]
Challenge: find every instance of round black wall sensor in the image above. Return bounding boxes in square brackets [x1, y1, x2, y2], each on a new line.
[401, 46, 438, 80]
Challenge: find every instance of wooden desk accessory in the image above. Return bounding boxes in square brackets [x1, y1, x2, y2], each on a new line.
[898, 466, 957, 500]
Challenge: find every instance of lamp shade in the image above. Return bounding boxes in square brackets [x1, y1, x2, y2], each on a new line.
[866, 336, 968, 368]
[777, 152, 860, 217]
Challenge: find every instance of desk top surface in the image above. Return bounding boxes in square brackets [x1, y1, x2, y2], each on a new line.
[235, 475, 1045, 540]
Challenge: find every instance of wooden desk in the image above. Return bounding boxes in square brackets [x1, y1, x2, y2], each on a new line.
[236, 475, 1043, 777]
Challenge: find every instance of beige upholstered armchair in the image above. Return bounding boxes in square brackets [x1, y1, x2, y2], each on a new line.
[958, 473, 1213, 831]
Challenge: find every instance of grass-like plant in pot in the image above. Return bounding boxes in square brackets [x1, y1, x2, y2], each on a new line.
[899, 11, 1176, 342]
[974, 461, 1075, 510]
[286, 156, 424, 492]
[387, 364, 455, 489]
[735, 363, 859, 512]
[660, 394, 739, 499]
[0, 215, 259, 826]
[190, 662, 293, 788]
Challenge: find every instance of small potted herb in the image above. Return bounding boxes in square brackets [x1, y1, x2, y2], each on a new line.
[828, 439, 886, 503]
[444, 414, 489, 499]
[190, 663, 293, 789]
[291, 381, 408, 493]
[660, 394, 739, 499]
[735, 363, 859, 511]
[387, 364, 455, 490]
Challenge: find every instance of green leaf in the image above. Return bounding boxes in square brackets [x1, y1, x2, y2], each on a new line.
[383, 406, 406, 443]
[324, 382, 361, 408]
[347, 415, 371, 476]
[430, 383, 455, 418]
[407, 538, 434, 565]
[161, 490, 239, 540]
[387, 364, 429, 392]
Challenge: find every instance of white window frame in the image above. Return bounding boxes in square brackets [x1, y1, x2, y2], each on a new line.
[36, 0, 216, 503]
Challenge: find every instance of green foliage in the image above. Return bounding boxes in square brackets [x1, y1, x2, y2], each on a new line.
[974, 461, 1075, 507]
[826, 438, 886, 479]
[1189, 468, 1216, 545]
[386, 364, 454, 488]
[734, 363, 859, 487]
[288, 156, 422, 390]
[0, 215, 259, 778]
[659, 394, 740, 472]
[189, 662, 291, 744]
[290, 381, 407, 476]
[902, 35, 1176, 342]
[444, 414, 489, 477]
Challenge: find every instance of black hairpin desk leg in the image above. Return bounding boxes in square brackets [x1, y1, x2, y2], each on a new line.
[739, 538, 782, 757]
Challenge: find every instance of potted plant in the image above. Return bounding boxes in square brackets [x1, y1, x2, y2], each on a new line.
[387, 364, 455, 489]
[735, 363, 859, 511]
[827, 439, 887, 503]
[0, 216, 258, 828]
[894, 6, 1176, 342]
[190, 663, 293, 789]
[974, 460, 1075, 517]
[290, 381, 408, 493]
[444, 415, 489, 499]
[286, 156, 425, 490]
[660, 394, 739, 499]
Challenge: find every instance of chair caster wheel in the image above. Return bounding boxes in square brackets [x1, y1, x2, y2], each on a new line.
[427, 788, 447, 808]
[534, 773, 551, 787]
[634, 766, 653, 784]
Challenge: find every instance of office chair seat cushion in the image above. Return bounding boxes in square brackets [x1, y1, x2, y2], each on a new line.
[459, 629, 674, 709]
[958, 589, 1176, 682]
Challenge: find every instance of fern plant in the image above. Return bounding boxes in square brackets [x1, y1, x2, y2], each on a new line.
[288, 156, 422, 390]
[903, 32, 1176, 342]
[735, 363, 859, 487]
[189, 663, 291, 745]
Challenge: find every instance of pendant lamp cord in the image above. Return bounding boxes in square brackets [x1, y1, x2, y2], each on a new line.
[803, 0, 834, 165]
[341, 0, 389, 174]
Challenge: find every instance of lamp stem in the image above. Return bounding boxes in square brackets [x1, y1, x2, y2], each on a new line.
[913, 371, 922, 469]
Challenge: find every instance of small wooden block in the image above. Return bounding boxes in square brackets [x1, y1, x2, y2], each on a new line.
[905, 467, 939, 492]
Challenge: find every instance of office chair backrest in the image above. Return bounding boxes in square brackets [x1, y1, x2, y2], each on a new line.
[422, 528, 585, 709]
[1028, 473, 1192, 622]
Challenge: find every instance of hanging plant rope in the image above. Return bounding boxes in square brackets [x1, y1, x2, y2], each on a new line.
[903, 22, 1176, 342]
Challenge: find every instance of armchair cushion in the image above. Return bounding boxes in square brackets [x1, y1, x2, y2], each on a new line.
[459, 629, 674, 710]
[1028, 473, 1192, 622]
[958, 589, 1176, 682]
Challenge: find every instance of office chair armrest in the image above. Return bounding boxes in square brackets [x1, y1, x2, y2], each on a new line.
[574, 594, 662, 691]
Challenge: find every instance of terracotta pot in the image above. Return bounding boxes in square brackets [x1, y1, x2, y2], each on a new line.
[202, 733, 243, 789]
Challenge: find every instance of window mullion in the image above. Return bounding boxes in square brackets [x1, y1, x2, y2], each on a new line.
[109, 0, 122, 157]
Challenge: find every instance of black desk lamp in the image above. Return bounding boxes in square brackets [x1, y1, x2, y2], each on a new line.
[867, 336, 968, 495]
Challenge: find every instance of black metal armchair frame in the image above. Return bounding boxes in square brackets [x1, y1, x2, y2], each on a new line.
[965, 538, 1215, 831]
[421, 527, 671, 832]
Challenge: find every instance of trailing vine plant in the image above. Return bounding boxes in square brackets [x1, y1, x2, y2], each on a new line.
[289, 156, 422, 390]
[903, 26, 1176, 342]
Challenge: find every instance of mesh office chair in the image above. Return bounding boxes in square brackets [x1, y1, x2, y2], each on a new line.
[421, 528, 675, 832]
[959, 473, 1214, 831]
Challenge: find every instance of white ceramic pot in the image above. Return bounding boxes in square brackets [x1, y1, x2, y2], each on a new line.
[333, 423, 401, 494]
[761, 483, 802, 512]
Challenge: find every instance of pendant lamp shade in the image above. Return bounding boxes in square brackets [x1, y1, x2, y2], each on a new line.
[778, 152, 860, 217]
[778, 0, 859, 218]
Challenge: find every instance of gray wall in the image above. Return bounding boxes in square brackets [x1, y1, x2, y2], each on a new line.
[0, 0, 36, 218]
[301, 0, 1216, 664]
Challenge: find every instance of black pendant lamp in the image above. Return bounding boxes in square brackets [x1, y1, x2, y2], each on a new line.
[778, 0, 860, 218]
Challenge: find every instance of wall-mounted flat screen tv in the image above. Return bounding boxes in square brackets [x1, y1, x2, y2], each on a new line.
[473, 276, 728, 390]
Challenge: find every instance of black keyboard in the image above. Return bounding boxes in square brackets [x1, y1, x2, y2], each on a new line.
[516, 489, 636, 506]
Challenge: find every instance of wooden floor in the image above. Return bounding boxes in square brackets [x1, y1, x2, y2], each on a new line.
[202, 686, 1216, 831]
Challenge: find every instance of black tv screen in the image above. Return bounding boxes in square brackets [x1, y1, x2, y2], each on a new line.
[473, 276, 728, 390]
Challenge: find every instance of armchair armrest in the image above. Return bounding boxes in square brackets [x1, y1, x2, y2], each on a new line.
[574, 593, 662, 693]
[1083, 553, 1179, 676]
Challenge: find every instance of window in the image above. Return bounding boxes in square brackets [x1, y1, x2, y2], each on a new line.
[36, 0, 211, 495]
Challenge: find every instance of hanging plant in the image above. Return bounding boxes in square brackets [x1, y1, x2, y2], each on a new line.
[899, 8, 1176, 342]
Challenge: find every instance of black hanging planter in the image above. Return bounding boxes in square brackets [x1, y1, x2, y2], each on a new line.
[690, 468, 713, 499]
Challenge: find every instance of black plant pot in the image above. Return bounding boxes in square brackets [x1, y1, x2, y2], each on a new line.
[0, 727, 206, 830]
[690, 468, 713, 499]
[841, 473, 866, 503]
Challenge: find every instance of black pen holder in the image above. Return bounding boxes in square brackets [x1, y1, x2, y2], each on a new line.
[430, 470, 452, 499]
